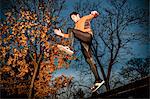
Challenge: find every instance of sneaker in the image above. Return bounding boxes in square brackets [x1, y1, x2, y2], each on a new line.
[57, 44, 74, 55]
[91, 80, 105, 92]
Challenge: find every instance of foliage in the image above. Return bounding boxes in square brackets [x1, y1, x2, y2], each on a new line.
[0, 7, 75, 97]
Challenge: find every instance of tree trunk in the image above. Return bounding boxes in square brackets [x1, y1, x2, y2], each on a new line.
[94, 53, 110, 91]
[28, 62, 39, 99]
[105, 80, 110, 91]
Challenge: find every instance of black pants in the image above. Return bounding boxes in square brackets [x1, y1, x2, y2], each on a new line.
[67, 28, 102, 82]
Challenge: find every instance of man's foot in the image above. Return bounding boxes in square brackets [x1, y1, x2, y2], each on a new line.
[57, 44, 74, 55]
[91, 80, 105, 92]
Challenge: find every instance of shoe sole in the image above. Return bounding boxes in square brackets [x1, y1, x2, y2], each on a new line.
[92, 81, 105, 92]
[57, 45, 74, 55]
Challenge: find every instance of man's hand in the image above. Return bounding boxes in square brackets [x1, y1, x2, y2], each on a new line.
[91, 11, 99, 18]
[53, 28, 64, 37]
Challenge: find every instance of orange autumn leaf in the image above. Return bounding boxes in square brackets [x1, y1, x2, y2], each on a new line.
[58, 57, 63, 69]
[1, 8, 76, 97]
[49, 67, 55, 73]
[1, 66, 11, 72]
[7, 57, 13, 65]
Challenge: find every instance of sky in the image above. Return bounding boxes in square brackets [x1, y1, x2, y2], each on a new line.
[52, 0, 149, 79]
[61, 0, 149, 57]
[0, 0, 149, 88]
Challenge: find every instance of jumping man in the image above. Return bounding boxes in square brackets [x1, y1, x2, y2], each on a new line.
[54, 11, 105, 92]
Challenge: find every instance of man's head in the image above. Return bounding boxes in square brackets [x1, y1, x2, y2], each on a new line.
[70, 12, 80, 22]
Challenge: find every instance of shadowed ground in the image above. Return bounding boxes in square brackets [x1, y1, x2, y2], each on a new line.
[91, 76, 149, 98]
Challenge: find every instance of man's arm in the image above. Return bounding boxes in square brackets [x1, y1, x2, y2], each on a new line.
[85, 11, 100, 20]
[53, 29, 69, 38]
[91, 11, 99, 18]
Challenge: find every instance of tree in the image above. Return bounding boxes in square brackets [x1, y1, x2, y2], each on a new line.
[73, 0, 148, 91]
[119, 58, 150, 81]
[56, 80, 91, 99]
[0, 0, 76, 98]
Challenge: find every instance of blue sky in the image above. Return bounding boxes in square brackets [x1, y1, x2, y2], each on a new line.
[62, 0, 149, 57]
[0, 0, 149, 86]
[53, 0, 149, 80]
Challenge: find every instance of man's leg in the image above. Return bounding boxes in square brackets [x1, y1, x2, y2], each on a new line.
[67, 28, 100, 80]
[81, 43, 102, 82]
[81, 43, 105, 92]
[67, 28, 101, 81]
[67, 28, 92, 45]
[56, 28, 91, 55]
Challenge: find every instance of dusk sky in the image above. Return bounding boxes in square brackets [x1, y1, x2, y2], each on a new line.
[52, 0, 149, 83]
[58, 0, 149, 57]
[0, 0, 148, 73]
[0, 0, 149, 91]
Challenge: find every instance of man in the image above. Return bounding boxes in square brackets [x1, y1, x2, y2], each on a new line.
[54, 11, 105, 92]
